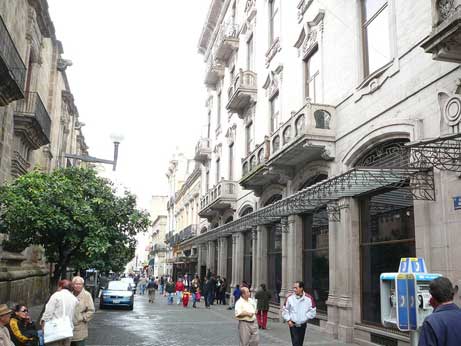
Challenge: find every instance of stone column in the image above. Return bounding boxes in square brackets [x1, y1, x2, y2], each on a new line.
[251, 226, 258, 293]
[336, 198, 358, 343]
[231, 233, 238, 288]
[196, 243, 202, 275]
[287, 215, 302, 288]
[234, 232, 244, 286]
[325, 203, 339, 338]
[257, 225, 268, 289]
[279, 217, 289, 309]
[216, 238, 222, 277]
[220, 237, 228, 278]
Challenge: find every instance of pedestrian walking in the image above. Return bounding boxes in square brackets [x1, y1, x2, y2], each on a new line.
[234, 287, 259, 346]
[191, 275, 200, 308]
[165, 278, 175, 305]
[71, 276, 95, 346]
[41, 279, 79, 346]
[419, 277, 461, 346]
[0, 304, 14, 346]
[159, 276, 165, 295]
[7, 304, 38, 346]
[138, 276, 147, 295]
[175, 278, 185, 305]
[182, 290, 191, 308]
[254, 284, 272, 330]
[146, 278, 157, 303]
[220, 278, 227, 305]
[204, 277, 214, 309]
[282, 281, 316, 346]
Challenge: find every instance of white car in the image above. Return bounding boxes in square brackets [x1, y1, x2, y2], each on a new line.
[120, 277, 136, 292]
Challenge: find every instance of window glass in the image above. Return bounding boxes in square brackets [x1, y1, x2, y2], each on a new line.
[363, 1, 390, 76]
[303, 209, 329, 313]
[305, 48, 320, 102]
[246, 122, 254, 154]
[270, 93, 280, 133]
[269, 0, 280, 44]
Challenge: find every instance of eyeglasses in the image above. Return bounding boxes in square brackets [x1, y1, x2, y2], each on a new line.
[19, 309, 28, 313]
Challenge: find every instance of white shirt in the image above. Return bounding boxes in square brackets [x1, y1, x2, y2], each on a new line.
[282, 293, 316, 325]
[42, 289, 78, 325]
[235, 297, 257, 322]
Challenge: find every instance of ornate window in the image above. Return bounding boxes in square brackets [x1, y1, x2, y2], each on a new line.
[270, 92, 280, 133]
[362, 0, 391, 77]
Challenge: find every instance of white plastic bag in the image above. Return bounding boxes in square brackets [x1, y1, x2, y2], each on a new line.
[44, 301, 73, 344]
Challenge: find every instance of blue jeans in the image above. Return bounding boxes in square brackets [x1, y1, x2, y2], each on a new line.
[176, 291, 182, 304]
[159, 284, 164, 295]
[167, 292, 174, 304]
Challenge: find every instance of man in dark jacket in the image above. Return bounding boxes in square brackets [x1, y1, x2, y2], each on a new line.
[419, 277, 461, 346]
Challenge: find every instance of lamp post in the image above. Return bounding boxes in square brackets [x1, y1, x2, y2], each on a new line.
[64, 133, 123, 171]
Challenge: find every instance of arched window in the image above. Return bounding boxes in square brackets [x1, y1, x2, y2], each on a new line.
[314, 110, 330, 129]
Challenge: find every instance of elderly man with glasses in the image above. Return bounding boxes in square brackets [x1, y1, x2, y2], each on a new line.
[282, 281, 316, 346]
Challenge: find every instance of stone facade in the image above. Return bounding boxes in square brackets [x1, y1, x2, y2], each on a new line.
[148, 196, 168, 278]
[0, 0, 89, 306]
[169, 1, 461, 345]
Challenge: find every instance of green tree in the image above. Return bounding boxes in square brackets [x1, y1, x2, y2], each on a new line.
[0, 167, 151, 288]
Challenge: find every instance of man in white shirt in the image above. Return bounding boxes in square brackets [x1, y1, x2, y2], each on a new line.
[235, 287, 259, 346]
[282, 281, 316, 346]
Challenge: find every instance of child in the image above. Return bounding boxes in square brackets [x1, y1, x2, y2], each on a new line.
[229, 284, 241, 310]
[182, 289, 191, 307]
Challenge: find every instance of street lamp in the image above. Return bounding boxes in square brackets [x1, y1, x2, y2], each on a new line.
[64, 133, 123, 171]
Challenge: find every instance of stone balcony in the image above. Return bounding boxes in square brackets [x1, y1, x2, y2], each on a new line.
[226, 69, 257, 117]
[13, 92, 52, 149]
[150, 243, 167, 255]
[194, 137, 212, 163]
[266, 102, 336, 173]
[240, 138, 277, 195]
[199, 180, 238, 219]
[421, 0, 461, 63]
[204, 55, 225, 89]
[0, 15, 26, 106]
[214, 22, 239, 63]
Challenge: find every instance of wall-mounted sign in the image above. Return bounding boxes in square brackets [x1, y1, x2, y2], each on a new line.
[454, 196, 461, 210]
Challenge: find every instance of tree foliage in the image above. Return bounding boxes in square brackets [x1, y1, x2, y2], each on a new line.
[0, 167, 151, 285]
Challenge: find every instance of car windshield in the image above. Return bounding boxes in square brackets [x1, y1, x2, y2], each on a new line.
[107, 281, 130, 291]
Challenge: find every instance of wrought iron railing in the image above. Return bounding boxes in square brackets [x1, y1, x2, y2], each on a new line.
[0, 15, 26, 94]
[15, 92, 51, 142]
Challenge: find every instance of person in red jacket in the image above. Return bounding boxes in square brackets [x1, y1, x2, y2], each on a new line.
[175, 278, 185, 305]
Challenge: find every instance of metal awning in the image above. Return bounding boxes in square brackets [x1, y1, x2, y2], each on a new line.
[177, 133, 461, 246]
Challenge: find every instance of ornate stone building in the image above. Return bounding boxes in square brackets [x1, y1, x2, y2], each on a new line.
[147, 195, 168, 278]
[176, 0, 461, 345]
[0, 0, 89, 306]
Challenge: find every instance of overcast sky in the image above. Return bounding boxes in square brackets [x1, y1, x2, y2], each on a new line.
[48, 1, 210, 209]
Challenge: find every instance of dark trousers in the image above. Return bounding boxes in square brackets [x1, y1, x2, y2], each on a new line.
[289, 323, 307, 346]
[206, 292, 213, 307]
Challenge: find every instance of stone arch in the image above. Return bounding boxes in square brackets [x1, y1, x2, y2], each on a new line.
[222, 209, 235, 223]
[238, 202, 254, 217]
[259, 184, 285, 207]
[291, 161, 331, 192]
[341, 124, 414, 167]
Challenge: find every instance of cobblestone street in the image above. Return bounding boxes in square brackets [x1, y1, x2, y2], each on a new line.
[84, 293, 355, 346]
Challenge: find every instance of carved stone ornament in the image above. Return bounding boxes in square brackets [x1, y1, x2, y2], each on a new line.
[438, 86, 461, 133]
[225, 123, 237, 145]
[213, 143, 223, 157]
[265, 37, 282, 67]
[294, 11, 325, 59]
[438, 0, 461, 21]
[262, 69, 282, 99]
[297, 0, 314, 23]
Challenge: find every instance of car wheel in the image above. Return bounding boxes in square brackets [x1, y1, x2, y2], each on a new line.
[128, 304, 134, 310]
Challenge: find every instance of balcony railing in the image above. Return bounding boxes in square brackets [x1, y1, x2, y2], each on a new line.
[241, 138, 270, 178]
[214, 22, 239, 62]
[14, 92, 52, 147]
[268, 102, 335, 159]
[204, 55, 225, 88]
[199, 180, 238, 217]
[226, 69, 257, 116]
[180, 224, 198, 241]
[194, 137, 211, 163]
[0, 15, 26, 105]
[421, 2, 461, 63]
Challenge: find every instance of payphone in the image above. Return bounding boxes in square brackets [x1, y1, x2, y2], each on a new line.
[380, 258, 441, 331]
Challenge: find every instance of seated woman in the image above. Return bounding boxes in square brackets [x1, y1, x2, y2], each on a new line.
[7, 305, 38, 346]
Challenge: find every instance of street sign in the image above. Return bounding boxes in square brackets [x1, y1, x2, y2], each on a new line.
[395, 273, 417, 331]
